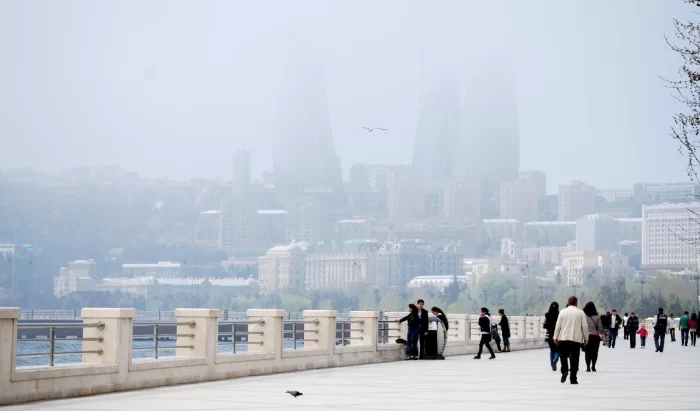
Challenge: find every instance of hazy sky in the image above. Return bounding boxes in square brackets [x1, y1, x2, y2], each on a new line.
[0, 1, 694, 192]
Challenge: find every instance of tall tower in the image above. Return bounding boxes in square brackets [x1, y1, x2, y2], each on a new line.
[412, 77, 461, 189]
[272, 57, 342, 196]
[457, 59, 520, 191]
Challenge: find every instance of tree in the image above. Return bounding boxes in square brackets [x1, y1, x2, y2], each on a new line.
[668, 1, 700, 188]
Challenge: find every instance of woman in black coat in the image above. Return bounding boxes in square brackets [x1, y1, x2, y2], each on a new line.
[498, 308, 511, 352]
[543, 301, 560, 371]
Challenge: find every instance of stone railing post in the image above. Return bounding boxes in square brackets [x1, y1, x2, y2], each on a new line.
[246, 309, 285, 358]
[349, 311, 379, 348]
[384, 312, 408, 343]
[0, 308, 20, 390]
[448, 314, 469, 342]
[81, 308, 135, 376]
[530, 316, 541, 342]
[175, 309, 219, 369]
[302, 310, 336, 352]
[468, 315, 481, 341]
[510, 316, 526, 339]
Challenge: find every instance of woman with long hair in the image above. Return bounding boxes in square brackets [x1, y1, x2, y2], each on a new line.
[690, 313, 698, 346]
[543, 301, 560, 371]
[430, 306, 449, 331]
[583, 301, 605, 372]
[398, 304, 420, 360]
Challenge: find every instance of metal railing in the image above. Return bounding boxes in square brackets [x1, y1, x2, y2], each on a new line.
[218, 320, 265, 353]
[336, 320, 365, 346]
[19, 310, 352, 321]
[132, 321, 196, 359]
[377, 319, 401, 344]
[284, 320, 319, 350]
[16, 322, 105, 367]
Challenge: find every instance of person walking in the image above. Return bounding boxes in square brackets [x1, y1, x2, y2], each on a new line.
[498, 308, 511, 352]
[638, 324, 649, 349]
[689, 313, 697, 347]
[397, 304, 421, 360]
[582, 301, 604, 373]
[543, 302, 560, 371]
[668, 314, 676, 342]
[623, 313, 630, 340]
[680, 311, 690, 346]
[653, 307, 668, 353]
[416, 299, 430, 359]
[474, 307, 496, 360]
[554, 296, 589, 385]
[607, 310, 622, 348]
[627, 312, 640, 349]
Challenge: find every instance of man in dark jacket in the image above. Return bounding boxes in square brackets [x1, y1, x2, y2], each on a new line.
[627, 312, 640, 349]
[607, 310, 622, 348]
[416, 299, 430, 359]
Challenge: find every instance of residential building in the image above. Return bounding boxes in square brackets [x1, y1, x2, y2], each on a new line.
[519, 170, 547, 198]
[561, 251, 630, 286]
[305, 251, 377, 291]
[285, 197, 321, 244]
[483, 219, 522, 242]
[258, 244, 307, 295]
[500, 238, 522, 261]
[194, 210, 221, 248]
[500, 178, 538, 223]
[558, 181, 596, 221]
[255, 210, 287, 248]
[523, 221, 576, 247]
[471, 259, 524, 286]
[443, 177, 481, 220]
[375, 241, 429, 287]
[335, 219, 373, 242]
[576, 214, 620, 252]
[597, 189, 633, 203]
[641, 202, 700, 269]
[521, 244, 575, 265]
[634, 182, 700, 203]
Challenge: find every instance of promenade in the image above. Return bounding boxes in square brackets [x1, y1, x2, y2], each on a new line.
[5, 338, 699, 411]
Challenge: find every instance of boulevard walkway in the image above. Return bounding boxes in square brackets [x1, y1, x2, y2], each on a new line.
[5, 340, 700, 411]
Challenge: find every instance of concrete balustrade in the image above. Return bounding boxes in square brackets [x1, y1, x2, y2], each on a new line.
[1, 307, 547, 406]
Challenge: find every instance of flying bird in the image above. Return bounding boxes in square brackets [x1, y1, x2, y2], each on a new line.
[361, 127, 388, 132]
[286, 390, 303, 398]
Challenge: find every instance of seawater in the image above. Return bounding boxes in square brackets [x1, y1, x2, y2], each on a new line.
[16, 339, 305, 367]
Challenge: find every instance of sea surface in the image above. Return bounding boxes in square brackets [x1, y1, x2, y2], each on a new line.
[16, 338, 305, 367]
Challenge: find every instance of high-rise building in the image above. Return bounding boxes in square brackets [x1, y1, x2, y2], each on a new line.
[232, 150, 251, 194]
[500, 178, 538, 223]
[558, 181, 596, 221]
[519, 170, 547, 198]
[412, 78, 460, 189]
[443, 177, 481, 220]
[641, 202, 700, 268]
[387, 170, 424, 220]
[272, 59, 342, 195]
[285, 197, 322, 244]
[456, 61, 519, 191]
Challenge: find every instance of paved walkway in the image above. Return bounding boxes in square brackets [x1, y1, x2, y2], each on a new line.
[6, 339, 700, 411]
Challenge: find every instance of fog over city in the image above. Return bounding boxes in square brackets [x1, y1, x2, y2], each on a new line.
[3, 1, 700, 320]
[0, 1, 691, 190]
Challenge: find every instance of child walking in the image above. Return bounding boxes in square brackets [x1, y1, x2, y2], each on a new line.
[637, 324, 649, 349]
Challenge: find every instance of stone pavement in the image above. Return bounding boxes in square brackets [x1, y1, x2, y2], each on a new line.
[5, 338, 700, 411]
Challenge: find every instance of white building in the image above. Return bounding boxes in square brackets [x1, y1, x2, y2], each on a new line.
[634, 182, 700, 203]
[522, 244, 575, 265]
[641, 202, 700, 269]
[53, 259, 99, 298]
[408, 275, 468, 292]
[305, 252, 376, 291]
[561, 251, 630, 286]
[500, 238, 522, 261]
[597, 189, 633, 203]
[122, 261, 181, 277]
[258, 244, 307, 295]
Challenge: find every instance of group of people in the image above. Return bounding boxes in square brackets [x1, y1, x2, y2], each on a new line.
[396, 301, 512, 360]
[544, 296, 700, 385]
[396, 299, 449, 359]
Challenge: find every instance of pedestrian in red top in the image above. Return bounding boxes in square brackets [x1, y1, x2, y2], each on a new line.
[689, 313, 698, 347]
[637, 324, 649, 349]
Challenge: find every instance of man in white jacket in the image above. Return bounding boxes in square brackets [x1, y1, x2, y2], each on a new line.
[554, 296, 589, 385]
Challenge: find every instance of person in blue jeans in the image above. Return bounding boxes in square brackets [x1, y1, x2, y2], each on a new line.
[398, 304, 421, 360]
[543, 302, 560, 371]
